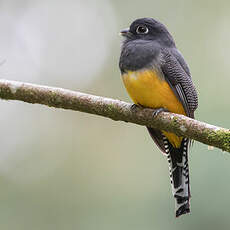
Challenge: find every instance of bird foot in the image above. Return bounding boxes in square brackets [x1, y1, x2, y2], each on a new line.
[152, 107, 168, 118]
[130, 103, 143, 111]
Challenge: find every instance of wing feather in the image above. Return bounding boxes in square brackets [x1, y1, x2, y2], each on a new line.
[160, 48, 198, 118]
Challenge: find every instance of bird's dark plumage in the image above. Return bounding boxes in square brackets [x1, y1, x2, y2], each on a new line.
[119, 18, 198, 217]
[161, 48, 198, 118]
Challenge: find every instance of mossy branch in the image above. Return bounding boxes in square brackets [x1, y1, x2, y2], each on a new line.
[0, 79, 229, 152]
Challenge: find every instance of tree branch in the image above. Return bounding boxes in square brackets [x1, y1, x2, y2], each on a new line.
[0, 79, 229, 152]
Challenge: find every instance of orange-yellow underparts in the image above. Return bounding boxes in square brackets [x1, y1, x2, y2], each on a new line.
[122, 69, 186, 148]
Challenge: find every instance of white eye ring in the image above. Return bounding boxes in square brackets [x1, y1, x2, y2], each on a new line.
[136, 25, 149, 34]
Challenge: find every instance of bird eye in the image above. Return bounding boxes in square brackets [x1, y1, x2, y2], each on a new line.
[136, 25, 149, 34]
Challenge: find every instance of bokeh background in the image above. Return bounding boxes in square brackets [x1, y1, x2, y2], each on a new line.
[0, 0, 230, 229]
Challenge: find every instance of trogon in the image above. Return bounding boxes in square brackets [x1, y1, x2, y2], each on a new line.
[119, 18, 198, 217]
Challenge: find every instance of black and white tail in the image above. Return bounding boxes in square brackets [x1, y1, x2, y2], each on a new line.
[162, 136, 190, 217]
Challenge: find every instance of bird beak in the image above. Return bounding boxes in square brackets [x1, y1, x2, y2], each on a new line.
[120, 28, 131, 37]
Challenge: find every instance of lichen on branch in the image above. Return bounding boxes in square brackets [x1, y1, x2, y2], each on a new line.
[0, 79, 229, 152]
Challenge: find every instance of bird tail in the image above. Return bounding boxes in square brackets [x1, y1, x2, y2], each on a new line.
[163, 136, 190, 217]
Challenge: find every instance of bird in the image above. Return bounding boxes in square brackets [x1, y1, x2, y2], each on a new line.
[119, 18, 198, 217]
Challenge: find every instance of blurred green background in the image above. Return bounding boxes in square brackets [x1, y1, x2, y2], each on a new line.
[0, 0, 230, 229]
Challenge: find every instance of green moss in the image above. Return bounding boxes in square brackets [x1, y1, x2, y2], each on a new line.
[207, 130, 230, 152]
[107, 104, 115, 113]
[49, 92, 63, 106]
[172, 116, 179, 127]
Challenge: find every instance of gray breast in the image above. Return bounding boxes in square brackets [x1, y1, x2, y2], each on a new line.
[119, 40, 161, 73]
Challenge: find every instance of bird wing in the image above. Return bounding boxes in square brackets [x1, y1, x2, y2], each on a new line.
[170, 48, 192, 78]
[147, 48, 198, 154]
[160, 48, 198, 118]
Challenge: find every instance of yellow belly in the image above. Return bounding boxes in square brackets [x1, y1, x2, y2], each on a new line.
[122, 70, 186, 148]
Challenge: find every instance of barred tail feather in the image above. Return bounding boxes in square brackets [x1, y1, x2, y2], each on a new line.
[163, 136, 190, 217]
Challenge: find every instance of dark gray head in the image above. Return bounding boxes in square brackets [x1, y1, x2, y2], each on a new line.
[120, 18, 175, 47]
[119, 18, 176, 73]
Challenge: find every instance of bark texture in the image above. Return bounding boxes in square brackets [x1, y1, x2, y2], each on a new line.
[0, 79, 229, 152]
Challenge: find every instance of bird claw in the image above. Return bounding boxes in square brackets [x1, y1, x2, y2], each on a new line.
[130, 103, 143, 111]
[152, 108, 168, 118]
